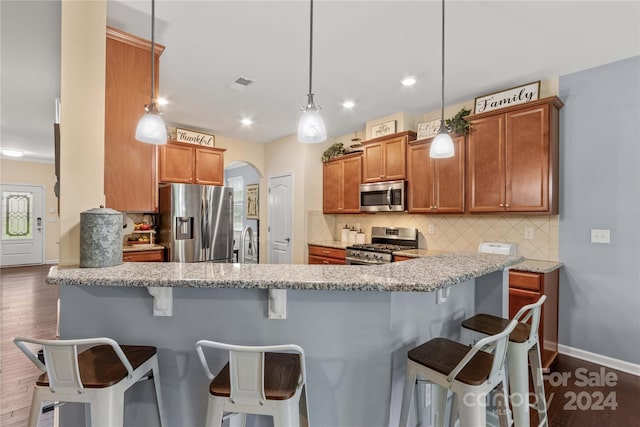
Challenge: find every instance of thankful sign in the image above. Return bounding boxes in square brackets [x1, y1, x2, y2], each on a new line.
[474, 81, 540, 114]
[176, 128, 215, 147]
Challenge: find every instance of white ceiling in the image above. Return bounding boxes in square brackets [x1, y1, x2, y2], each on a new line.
[1, 1, 639, 163]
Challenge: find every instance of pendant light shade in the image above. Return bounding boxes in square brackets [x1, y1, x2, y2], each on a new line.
[298, 0, 327, 143]
[430, 0, 454, 159]
[135, 0, 167, 145]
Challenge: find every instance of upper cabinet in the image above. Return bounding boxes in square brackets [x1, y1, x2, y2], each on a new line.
[465, 97, 563, 214]
[407, 135, 465, 213]
[159, 142, 225, 186]
[323, 153, 362, 214]
[362, 131, 416, 183]
[104, 27, 165, 213]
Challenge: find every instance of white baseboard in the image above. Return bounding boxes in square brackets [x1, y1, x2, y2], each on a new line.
[558, 344, 640, 376]
[45, 259, 59, 265]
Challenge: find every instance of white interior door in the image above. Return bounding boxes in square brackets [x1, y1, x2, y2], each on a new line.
[268, 174, 292, 264]
[1, 184, 45, 267]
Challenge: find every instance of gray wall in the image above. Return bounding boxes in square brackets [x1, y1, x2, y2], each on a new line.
[558, 56, 640, 364]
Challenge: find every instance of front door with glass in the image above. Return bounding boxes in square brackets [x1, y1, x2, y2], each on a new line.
[1, 184, 44, 266]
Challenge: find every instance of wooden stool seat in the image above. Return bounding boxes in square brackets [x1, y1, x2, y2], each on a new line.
[36, 345, 157, 388]
[462, 314, 531, 343]
[210, 352, 301, 400]
[408, 338, 494, 386]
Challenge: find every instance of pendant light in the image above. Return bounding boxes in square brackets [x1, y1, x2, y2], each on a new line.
[135, 0, 167, 145]
[297, 0, 327, 143]
[430, 0, 455, 159]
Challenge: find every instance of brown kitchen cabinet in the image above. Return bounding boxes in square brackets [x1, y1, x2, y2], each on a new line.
[308, 245, 346, 265]
[407, 135, 465, 213]
[323, 153, 362, 214]
[509, 269, 559, 369]
[104, 27, 164, 212]
[392, 255, 413, 262]
[123, 248, 165, 262]
[159, 142, 225, 185]
[362, 131, 416, 183]
[466, 97, 563, 213]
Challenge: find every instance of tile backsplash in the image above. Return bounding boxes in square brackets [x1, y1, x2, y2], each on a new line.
[308, 212, 558, 261]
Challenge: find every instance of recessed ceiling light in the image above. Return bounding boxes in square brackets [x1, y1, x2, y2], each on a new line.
[342, 100, 355, 109]
[157, 97, 169, 106]
[401, 77, 417, 86]
[1, 149, 24, 158]
[241, 118, 253, 126]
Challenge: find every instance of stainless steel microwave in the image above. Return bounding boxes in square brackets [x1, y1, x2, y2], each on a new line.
[359, 180, 406, 212]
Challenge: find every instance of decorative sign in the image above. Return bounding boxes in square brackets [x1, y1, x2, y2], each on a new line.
[474, 81, 540, 114]
[176, 128, 215, 147]
[246, 184, 259, 219]
[416, 119, 441, 140]
[371, 120, 397, 138]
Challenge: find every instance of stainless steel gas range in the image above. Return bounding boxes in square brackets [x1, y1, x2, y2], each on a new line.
[345, 226, 418, 265]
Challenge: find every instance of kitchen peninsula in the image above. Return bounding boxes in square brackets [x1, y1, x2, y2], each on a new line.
[48, 252, 522, 427]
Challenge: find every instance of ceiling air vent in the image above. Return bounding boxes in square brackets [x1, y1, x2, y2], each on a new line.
[228, 76, 255, 92]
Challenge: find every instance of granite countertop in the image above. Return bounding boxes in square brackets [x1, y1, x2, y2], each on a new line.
[308, 240, 350, 249]
[122, 244, 165, 253]
[511, 259, 563, 273]
[46, 252, 523, 293]
[393, 249, 448, 258]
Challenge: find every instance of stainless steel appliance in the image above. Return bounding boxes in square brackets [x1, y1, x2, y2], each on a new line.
[346, 226, 418, 265]
[158, 183, 234, 262]
[359, 180, 406, 212]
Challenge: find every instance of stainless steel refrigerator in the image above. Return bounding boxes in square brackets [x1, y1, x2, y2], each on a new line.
[158, 183, 234, 263]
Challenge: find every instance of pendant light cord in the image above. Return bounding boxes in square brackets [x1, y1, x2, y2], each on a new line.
[440, 0, 445, 123]
[308, 0, 314, 97]
[150, 0, 156, 103]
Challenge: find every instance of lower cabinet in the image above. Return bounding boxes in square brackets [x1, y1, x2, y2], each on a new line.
[123, 249, 165, 262]
[308, 245, 346, 265]
[393, 255, 413, 262]
[509, 269, 559, 369]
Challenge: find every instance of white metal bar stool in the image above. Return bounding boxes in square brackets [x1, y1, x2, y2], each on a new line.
[461, 295, 548, 427]
[195, 340, 309, 427]
[13, 336, 164, 427]
[399, 319, 518, 427]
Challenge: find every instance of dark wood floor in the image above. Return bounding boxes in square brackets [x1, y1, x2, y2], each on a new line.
[1, 265, 638, 426]
[1, 264, 58, 427]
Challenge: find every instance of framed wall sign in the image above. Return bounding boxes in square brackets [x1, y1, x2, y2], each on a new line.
[416, 119, 441, 140]
[371, 120, 397, 138]
[246, 184, 259, 219]
[474, 81, 540, 114]
[176, 128, 215, 147]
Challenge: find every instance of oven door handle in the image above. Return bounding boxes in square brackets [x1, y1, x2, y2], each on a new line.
[387, 186, 392, 210]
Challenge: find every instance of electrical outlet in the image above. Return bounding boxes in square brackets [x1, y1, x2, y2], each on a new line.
[428, 224, 435, 234]
[591, 229, 611, 244]
[524, 228, 534, 240]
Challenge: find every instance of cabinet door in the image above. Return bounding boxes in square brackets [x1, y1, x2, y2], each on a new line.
[509, 287, 544, 360]
[505, 105, 549, 212]
[195, 147, 224, 185]
[407, 142, 435, 213]
[104, 32, 159, 212]
[341, 155, 362, 213]
[434, 135, 465, 213]
[159, 144, 194, 183]
[323, 160, 342, 213]
[362, 142, 384, 183]
[467, 114, 506, 212]
[382, 136, 407, 181]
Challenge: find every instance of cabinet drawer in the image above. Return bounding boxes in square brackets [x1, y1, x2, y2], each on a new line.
[123, 249, 164, 262]
[308, 245, 345, 260]
[509, 270, 541, 291]
[393, 256, 413, 262]
[309, 255, 345, 265]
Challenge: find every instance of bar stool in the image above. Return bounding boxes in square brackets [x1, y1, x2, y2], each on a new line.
[13, 336, 164, 427]
[461, 295, 548, 427]
[399, 319, 518, 427]
[195, 340, 309, 427]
